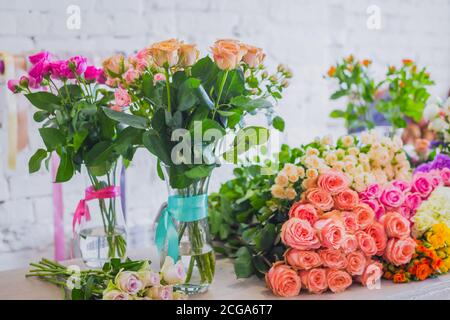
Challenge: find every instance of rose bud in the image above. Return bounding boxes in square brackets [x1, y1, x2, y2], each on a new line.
[161, 256, 186, 285]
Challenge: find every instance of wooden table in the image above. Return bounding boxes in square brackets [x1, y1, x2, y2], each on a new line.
[1, 255, 450, 300]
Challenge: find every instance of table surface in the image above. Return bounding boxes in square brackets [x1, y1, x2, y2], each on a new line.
[1, 252, 450, 300]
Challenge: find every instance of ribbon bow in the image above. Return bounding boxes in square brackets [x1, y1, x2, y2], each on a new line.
[72, 186, 121, 233]
[155, 194, 208, 261]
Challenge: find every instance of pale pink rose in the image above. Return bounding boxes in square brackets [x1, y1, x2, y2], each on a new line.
[355, 231, 377, 256]
[404, 192, 422, 212]
[379, 186, 405, 208]
[241, 43, 265, 68]
[149, 39, 181, 67]
[178, 43, 200, 67]
[364, 222, 387, 255]
[103, 289, 129, 300]
[342, 211, 358, 234]
[281, 218, 321, 250]
[114, 88, 131, 107]
[353, 203, 375, 230]
[314, 218, 346, 250]
[439, 168, 450, 186]
[358, 261, 383, 289]
[384, 238, 416, 266]
[124, 68, 140, 84]
[345, 251, 367, 276]
[380, 212, 410, 239]
[285, 249, 322, 270]
[115, 271, 143, 295]
[265, 263, 301, 297]
[299, 268, 328, 294]
[428, 170, 443, 188]
[334, 189, 359, 211]
[341, 235, 359, 254]
[359, 184, 381, 200]
[146, 285, 173, 300]
[211, 39, 246, 70]
[317, 170, 349, 195]
[288, 203, 319, 225]
[305, 188, 334, 211]
[319, 249, 348, 269]
[326, 269, 352, 293]
[362, 198, 385, 220]
[411, 173, 433, 198]
[392, 180, 411, 193]
[106, 77, 119, 88]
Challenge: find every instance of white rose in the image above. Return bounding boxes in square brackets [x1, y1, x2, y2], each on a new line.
[423, 103, 441, 121]
[430, 118, 449, 132]
[161, 257, 186, 285]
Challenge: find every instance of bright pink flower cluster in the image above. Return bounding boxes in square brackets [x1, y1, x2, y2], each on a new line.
[7, 51, 106, 92]
[359, 168, 450, 222]
[266, 170, 385, 296]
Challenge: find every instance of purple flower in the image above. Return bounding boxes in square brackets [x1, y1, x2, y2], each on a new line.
[0, 60, 5, 75]
[414, 163, 430, 174]
[430, 153, 450, 170]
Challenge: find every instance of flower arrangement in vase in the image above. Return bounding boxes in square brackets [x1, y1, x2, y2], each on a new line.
[100, 38, 291, 294]
[8, 52, 140, 267]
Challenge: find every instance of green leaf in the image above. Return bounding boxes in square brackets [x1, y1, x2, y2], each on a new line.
[191, 56, 220, 91]
[189, 118, 225, 137]
[85, 141, 115, 166]
[230, 96, 272, 112]
[196, 84, 215, 110]
[330, 89, 348, 100]
[272, 116, 285, 132]
[55, 150, 74, 182]
[169, 165, 193, 189]
[102, 107, 150, 129]
[28, 149, 47, 173]
[114, 126, 143, 155]
[25, 92, 61, 112]
[151, 108, 166, 132]
[234, 247, 255, 278]
[33, 111, 49, 122]
[142, 129, 172, 165]
[177, 78, 201, 111]
[218, 69, 245, 103]
[78, 102, 97, 116]
[185, 164, 215, 179]
[73, 130, 88, 152]
[156, 160, 165, 181]
[60, 84, 83, 101]
[71, 288, 84, 300]
[330, 109, 345, 118]
[39, 128, 65, 151]
[254, 224, 276, 251]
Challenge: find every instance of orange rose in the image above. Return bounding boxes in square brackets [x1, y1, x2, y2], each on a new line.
[346, 250, 367, 276]
[384, 237, 416, 266]
[299, 268, 328, 294]
[314, 218, 346, 250]
[319, 249, 348, 269]
[102, 54, 127, 77]
[402, 59, 413, 66]
[353, 203, 375, 230]
[380, 212, 410, 239]
[241, 43, 265, 68]
[342, 211, 358, 234]
[211, 39, 246, 70]
[178, 43, 199, 67]
[317, 171, 349, 195]
[393, 272, 407, 283]
[326, 269, 352, 293]
[341, 234, 359, 254]
[306, 188, 334, 211]
[334, 189, 359, 211]
[281, 218, 321, 250]
[265, 262, 301, 297]
[361, 59, 372, 67]
[365, 222, 387, 255]
[149, 39, 181, 67]
[415, 263, 433, 281]
[285, 249, 322, 270]
[355, 230, 377, 256]
[288, 203, 319, 225]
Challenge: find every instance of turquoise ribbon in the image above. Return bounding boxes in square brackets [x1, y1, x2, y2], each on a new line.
[155, 194, 208, 261]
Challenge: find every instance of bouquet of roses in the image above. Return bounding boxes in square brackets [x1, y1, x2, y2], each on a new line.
[266, 170, 387, 296]
[26, 257, 187, 300]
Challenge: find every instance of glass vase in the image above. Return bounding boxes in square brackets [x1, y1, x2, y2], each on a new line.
[158, 167, 215, 295]
[74, 160, 127, 268]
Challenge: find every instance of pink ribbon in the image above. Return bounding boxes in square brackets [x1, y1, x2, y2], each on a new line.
[72, 186, 121, 233]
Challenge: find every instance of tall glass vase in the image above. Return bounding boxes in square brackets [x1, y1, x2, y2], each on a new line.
[74, 160, 127, 268]
[158, 167, 215, 295]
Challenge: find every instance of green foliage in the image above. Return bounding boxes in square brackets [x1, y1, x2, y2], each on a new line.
[208, 144, 304, 278]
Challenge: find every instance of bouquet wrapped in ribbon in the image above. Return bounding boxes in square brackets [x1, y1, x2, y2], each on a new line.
[101, 38, 291, 293]
[8, 52, 139, 266]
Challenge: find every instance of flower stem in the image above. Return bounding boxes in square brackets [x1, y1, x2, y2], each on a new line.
[215, 70, 229, 109]
[164, 67, 171, 113]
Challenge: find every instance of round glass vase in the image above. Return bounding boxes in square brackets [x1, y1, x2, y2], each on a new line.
[160, 168, 215, 295]
[74, 160, 127, 268]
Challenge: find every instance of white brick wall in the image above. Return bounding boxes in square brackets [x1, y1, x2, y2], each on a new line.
[0, 0, 449, 270]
